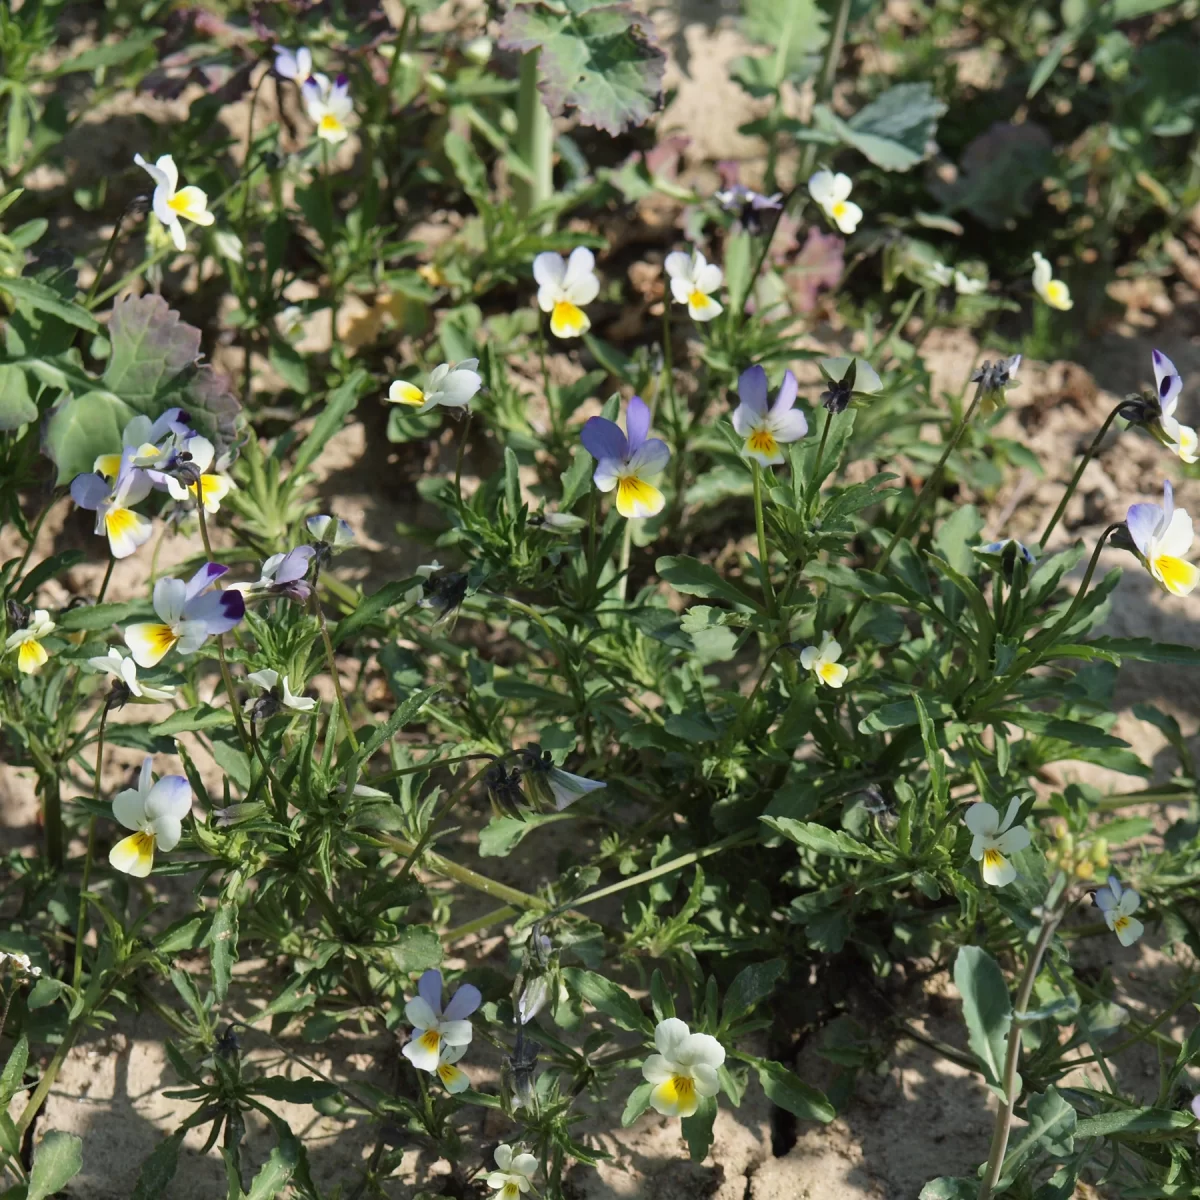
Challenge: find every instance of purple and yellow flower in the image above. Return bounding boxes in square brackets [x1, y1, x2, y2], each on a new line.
[732, 365, 807, 466]
[1126, 480, 1199, 597]
[302, 73, 353, 143]
[109, 756, 192, 877]
[580, 396, 670, 519]
[156, 434, 234, 514]
[1094, 875, 1144, 947]
[70, 452, 154, 560]
[230, 546, 316, 602]
[534, 248, 599, 339]
[124, 563, 245, 668]
[402, 968, 481, 1074]
[1149, 350, 1198, 464]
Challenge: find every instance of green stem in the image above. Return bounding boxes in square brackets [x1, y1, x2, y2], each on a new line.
[10, 493, 56, 584]
[977, 902, 1063, 1200]
[312, 589, 359, 753]
[96, 553, 116, 604]
[513, 50, 553, 219]
[72, 702, 108, 989]
[1038, 401, 1125, 550]
[806, 408, 833, 512]
[380, 833, 546, 911]
[84, 208, 130, 308]
[751, 462, 776, 615]
[454, 411, 473, 506]
[394, 762, 497, 885]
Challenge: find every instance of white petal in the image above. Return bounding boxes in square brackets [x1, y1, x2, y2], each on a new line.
[533, 252, 566, 288]
[654, 1016, 691, 1059]
[663, 250, 693, 282]
[963, 802, 1000, 837]
[112, 787, 147, 832]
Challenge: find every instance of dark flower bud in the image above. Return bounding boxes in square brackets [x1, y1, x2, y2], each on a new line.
[485, 764, 526, 818]
[6, 599, 30, 632]
[419, 571, 468, 621]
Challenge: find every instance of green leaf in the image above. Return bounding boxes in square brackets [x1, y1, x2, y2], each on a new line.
[12, 551, 85, 602]
[27, 1130, 84, 1200]
[741, 0, 827, 82]
[562, 967, 652, 1033]
[858, 694, 953, 734]
[444, 129, 490, 210]
[621, 1081, 654, 1126]
[0, 1035, 28, 1107]
[208, 901, 239, 1003]
[56, 601, 143, 631]
[919, 1181, 978, 1200]
[559, 444, 594, 511]
[0, 275, 99, 332]
[479, 812, 570, 857]
[814, 82, 947, 171]
[332, 578, 419, 647]
[499, 4, 667, 136]
[1073, 1107, 1196, 1139]
[1083, 637, 1200, 666]
[1004, 1087, 1076, 1172]
[251, 1077, 339, 1105]
[388, 924, 444, 974]
[954, 945, 1011, 1093]
[680, 1094, 718, 1160]
[722, 959, 785, 1025]
[102, 293, 200, 402]
[244, 1126, 300, 1200]
[51, 30, 158, 75]
[292, 371, 369, 475]
[43, 388, 131, 484]
[353, 686, 439, 765]
[150, 705, 233, 735]
[131, 1131, 184, 1200]
[656, 555, 759, 609]
[752, 1058, 835, 1122]
[761, 816, 885, 861]
[0, 363, 37, 430]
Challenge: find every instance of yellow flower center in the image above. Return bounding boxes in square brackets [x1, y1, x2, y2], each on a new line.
[746, 428, 778, 457]
[105, 506, 141, 540]
[1044, 280, 1070, 309]
[665, 1074, 696, 1106]
[982, 848, 1005, 870]
[501, 1184, 520, 1200]
[391, 381, 425, 407]
[1113, 915, 1130, 935]
[319, 114, 344, 136]
[145, 624, 180, 658]
[94, 453, 122, 479]
[131, 830, 156, 855]
[1152, 554, 1199, 595]
[551, 299, 587, 337]
[166, 192, 191, 213]
[418, 1028, 441, 1053]
[817, 661, 844, 685]
[688, 289, 713, 310]
[831, 201, 848, 220]
[17, 639, 48, 674]
[615, 474, 662, 518]
[189, 475, 226, 506]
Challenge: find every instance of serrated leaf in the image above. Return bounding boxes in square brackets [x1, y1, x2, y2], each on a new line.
[388, 924, 443, 973]
[499, 4, 666, 136]
[208, 901, 239, 1002]
[814, 82, 947, 171]
[761, 816, 885, 861]
[102, 294, 201, 401]
[131, 1131, 184, 1200]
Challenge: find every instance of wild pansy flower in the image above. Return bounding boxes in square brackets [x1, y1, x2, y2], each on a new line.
[580, 396, 670, 519]
[972, 354, 1022, 417]
[1094, 875, 1145, 947]
[487, 1145, 539, 1199]
[964, 797, 1031, 887]
[402, 968, 482, 1073]
[302, 73, 353, 143]
[927, 261, 954, 288]
[70, 453, 154, 560]
[94, 408, 189, 483]
[273, 45, 313, 82]
[88, 648, 176, 702]
[808, 170, 862, 234]
[1032, 251, 1072, 310]
[134, 153, 215, 252]
[1148, 350, 1198, 464]
[124, 563, 246, 668]
[387, 359, 482, 414]
[5, 609, 55, 675]
[518, 744, 607, 811]
[1125, 480, 1199, 597]
[978, 538, 1036, 564]
[800, 634, 848, 689]
[732, 365, 808, 466]
[230, 546, 315, 603]
[714, 183, 783, 235]
[244, 668, 316, 719]
[641, 1017, 726, 1119]
[434, 1043, 471, 1093]
[0, 951, 41, 978]
[818, 355, 883, 414]
[533, 247, 599, 339]
[955, 270, 986, 296]
[277, 305, 305, 341]
[109, 756, 192, 878]
[306, 514, 355, 550]
[158, 434, 234, 514]
[664, 248, 723, 322]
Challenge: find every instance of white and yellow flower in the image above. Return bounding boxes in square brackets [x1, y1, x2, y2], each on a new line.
[1125, 480, 1199, 597]
[808, 170, 862, 235]
[486, 1145, 538, 1199]
[732, 365, 808, 466]
[1032, 251, 1072, 310]
[402, 968, 481, 1074]
[664, 248, 724, 322]
[434, 1043, 471, 1093]
[88, 648, 176, 702]
[302, 73, 353, 143]
[533, 248, 600, 338]
[800, 634, 848, 689]
[964, 797, 1031, 887]
[108, 756, 192, 878]
[244, 668, 317, 716]
[387, 359, 482, 414]
[70, 455, 155, 560]
[641, 1017, 725, 1119]
[5, 609, 55, 675]
[134, 153, 215, 252]
[580, 396, 670, 519]
[1094, 876, 1144, 947]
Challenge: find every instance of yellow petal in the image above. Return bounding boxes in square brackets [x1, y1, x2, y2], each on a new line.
[615, 475, 664, 519]
[687, 291, 722, 322]
[17, 639, 49, 674]
[109, 831, 156, 877]
[817, 661, 848, 688]
[745, 428, 780, 461]
[318, 114, 347, 142]
[550, 300, 589, 339]
[650, 1073, 698, 1119]
[124, 623, 179, 668]
[1153, 554, 1199, 596]
[1044, 280, 1072, 311]
[166, 186, 210, 222]
[105, 506, 152, 558]
[94, 453, 122, 479]
[436, 1062, 470, 1093]
[192, 474, 232, 513]
[388, 381, 425, 407]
